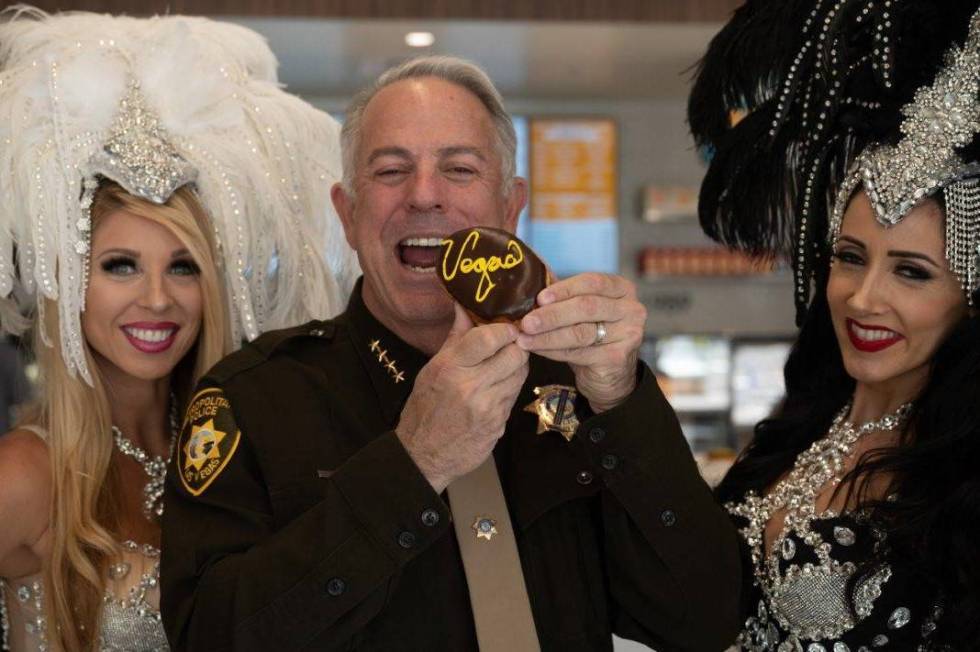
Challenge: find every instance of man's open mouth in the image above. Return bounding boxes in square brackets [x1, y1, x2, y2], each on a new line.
[398, 236, 444, 273]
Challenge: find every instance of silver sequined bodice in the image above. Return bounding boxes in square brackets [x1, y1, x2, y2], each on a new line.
[0, 541, 168, 652]
[727, 510, 947, 651]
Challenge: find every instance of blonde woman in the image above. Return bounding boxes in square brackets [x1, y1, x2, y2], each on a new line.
[0, 182, 231, 651]
[0, 9, 355, 651]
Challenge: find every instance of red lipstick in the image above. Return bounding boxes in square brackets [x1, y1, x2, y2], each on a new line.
[846, 318, 904, 353]
[121, 321, 179, 354]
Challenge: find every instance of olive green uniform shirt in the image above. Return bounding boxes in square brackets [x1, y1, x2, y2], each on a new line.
[161, 282, 742, 651]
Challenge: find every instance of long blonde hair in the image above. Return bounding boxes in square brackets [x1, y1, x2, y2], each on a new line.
[26, 180, 232, 651]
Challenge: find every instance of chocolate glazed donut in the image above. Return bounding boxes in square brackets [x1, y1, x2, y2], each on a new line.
[439, 227, 548, 323]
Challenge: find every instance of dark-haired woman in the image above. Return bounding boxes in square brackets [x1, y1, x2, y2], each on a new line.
[688, 1, 980, 649]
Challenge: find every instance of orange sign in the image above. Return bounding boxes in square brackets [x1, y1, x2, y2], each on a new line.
[530, 119, 617, 221]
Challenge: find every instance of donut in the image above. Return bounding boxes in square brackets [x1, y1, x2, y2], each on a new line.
[439, 226, 548, 323]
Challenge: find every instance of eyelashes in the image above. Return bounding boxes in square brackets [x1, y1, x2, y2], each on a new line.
[101, 256, 137, 275]
[832, 251, 934, 282]
[98, 256, 200, 277]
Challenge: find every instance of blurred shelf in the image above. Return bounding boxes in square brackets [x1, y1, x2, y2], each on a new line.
[639, 272, 792, 285]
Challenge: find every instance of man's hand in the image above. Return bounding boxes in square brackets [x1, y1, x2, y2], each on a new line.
[517, 272, 646, 413]
[396, 304, 530, 493]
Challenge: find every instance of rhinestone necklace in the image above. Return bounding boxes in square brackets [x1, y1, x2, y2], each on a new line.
[112, 402, 179, 521]
[726, 400, 912, 640]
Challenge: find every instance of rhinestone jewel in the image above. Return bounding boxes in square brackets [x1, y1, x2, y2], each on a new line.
[833, 526, 856, 546]
[109, 562, 132, 580]
[834, 644, 850, 652]
[782, 537, 797, 560]
[872, 635, 888, 647]
[16, 585, 31, 602]
[807, 644, 826, 652]
[888, 606, 911, 629]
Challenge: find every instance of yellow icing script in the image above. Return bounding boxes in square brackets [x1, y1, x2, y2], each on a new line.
[441, 230, 525, 303]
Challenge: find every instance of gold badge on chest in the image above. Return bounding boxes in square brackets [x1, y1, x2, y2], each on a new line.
[524, 384, 579, 441]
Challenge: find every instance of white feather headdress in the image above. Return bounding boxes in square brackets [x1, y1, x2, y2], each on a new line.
[0, 7, 359, 383]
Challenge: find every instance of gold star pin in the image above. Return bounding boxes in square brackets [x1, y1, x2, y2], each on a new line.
[472, 516, 498, 541]
[524, 385, 579, 441]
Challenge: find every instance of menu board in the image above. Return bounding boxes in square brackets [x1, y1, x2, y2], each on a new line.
[530, 119, 617, 220]
[527, 118, 618, 276]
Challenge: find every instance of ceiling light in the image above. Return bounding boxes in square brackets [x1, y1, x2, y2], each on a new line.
[405, 32, 435, 48]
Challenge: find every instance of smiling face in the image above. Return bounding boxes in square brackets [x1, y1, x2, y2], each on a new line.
[827, 190, 967, 398]
[332, 76, 526, 342]
[81, 209, 204, 387]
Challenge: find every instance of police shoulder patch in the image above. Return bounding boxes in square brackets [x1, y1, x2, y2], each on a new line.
[177, 387, 242, 497]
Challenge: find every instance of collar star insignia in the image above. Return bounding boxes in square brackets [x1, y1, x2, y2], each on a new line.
[524, 384, 579, 441]
[472, 516, 498, 541]
[367, 338, 405, 385]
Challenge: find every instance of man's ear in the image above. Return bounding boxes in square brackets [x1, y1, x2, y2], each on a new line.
[331, 182, 357, 250]
[503, 176, 528, 233]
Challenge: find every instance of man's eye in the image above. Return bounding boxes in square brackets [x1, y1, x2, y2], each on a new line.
[101, 257, 138, 275]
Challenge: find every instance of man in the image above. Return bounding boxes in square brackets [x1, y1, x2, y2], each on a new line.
[161, 56, 742, 651]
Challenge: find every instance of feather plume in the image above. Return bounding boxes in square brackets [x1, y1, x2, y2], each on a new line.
[0, 7, 359, 381]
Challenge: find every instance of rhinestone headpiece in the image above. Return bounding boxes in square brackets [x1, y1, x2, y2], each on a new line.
[829, 8, 980, 300]
[0, 11, 358, 385]
[86, 80, 197, 205]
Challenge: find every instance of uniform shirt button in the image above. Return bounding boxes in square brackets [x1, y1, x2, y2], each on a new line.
[397, 531, 417, 549]
[588, 427, 606, 444]
[601, 454, 619, 471]
[661, 509, 677, 527]
[421, 508, 440, 527]
[576, 470, 594, 485]
[326, 577, 346, 596]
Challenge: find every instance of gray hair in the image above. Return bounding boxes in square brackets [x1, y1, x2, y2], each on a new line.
[339, 55, 517, 197]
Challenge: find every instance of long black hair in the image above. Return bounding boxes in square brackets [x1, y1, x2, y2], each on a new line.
[717, 262, 980, 646]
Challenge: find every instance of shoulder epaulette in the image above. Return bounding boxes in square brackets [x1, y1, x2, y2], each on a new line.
[203, 319, 339, 384]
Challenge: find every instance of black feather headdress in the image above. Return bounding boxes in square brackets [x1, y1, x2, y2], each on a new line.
[689, 0, 980, 322]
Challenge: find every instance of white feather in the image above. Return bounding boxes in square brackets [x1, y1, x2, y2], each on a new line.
[0, 7, 359, 378]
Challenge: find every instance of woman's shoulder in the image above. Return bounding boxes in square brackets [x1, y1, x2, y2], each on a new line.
[0, 428, 51, 529]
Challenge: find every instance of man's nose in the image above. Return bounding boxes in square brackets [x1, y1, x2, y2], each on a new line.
[406, 166, 446, 213]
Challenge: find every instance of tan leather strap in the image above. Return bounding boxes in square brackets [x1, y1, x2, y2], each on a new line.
[447, 457, 541, 652]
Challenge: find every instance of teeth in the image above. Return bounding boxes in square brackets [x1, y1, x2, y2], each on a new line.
[851, 323, 898, 342]
[408, 265, 437, 273]
[124, 327, 175, 343]
[401, 237, 443, 247]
